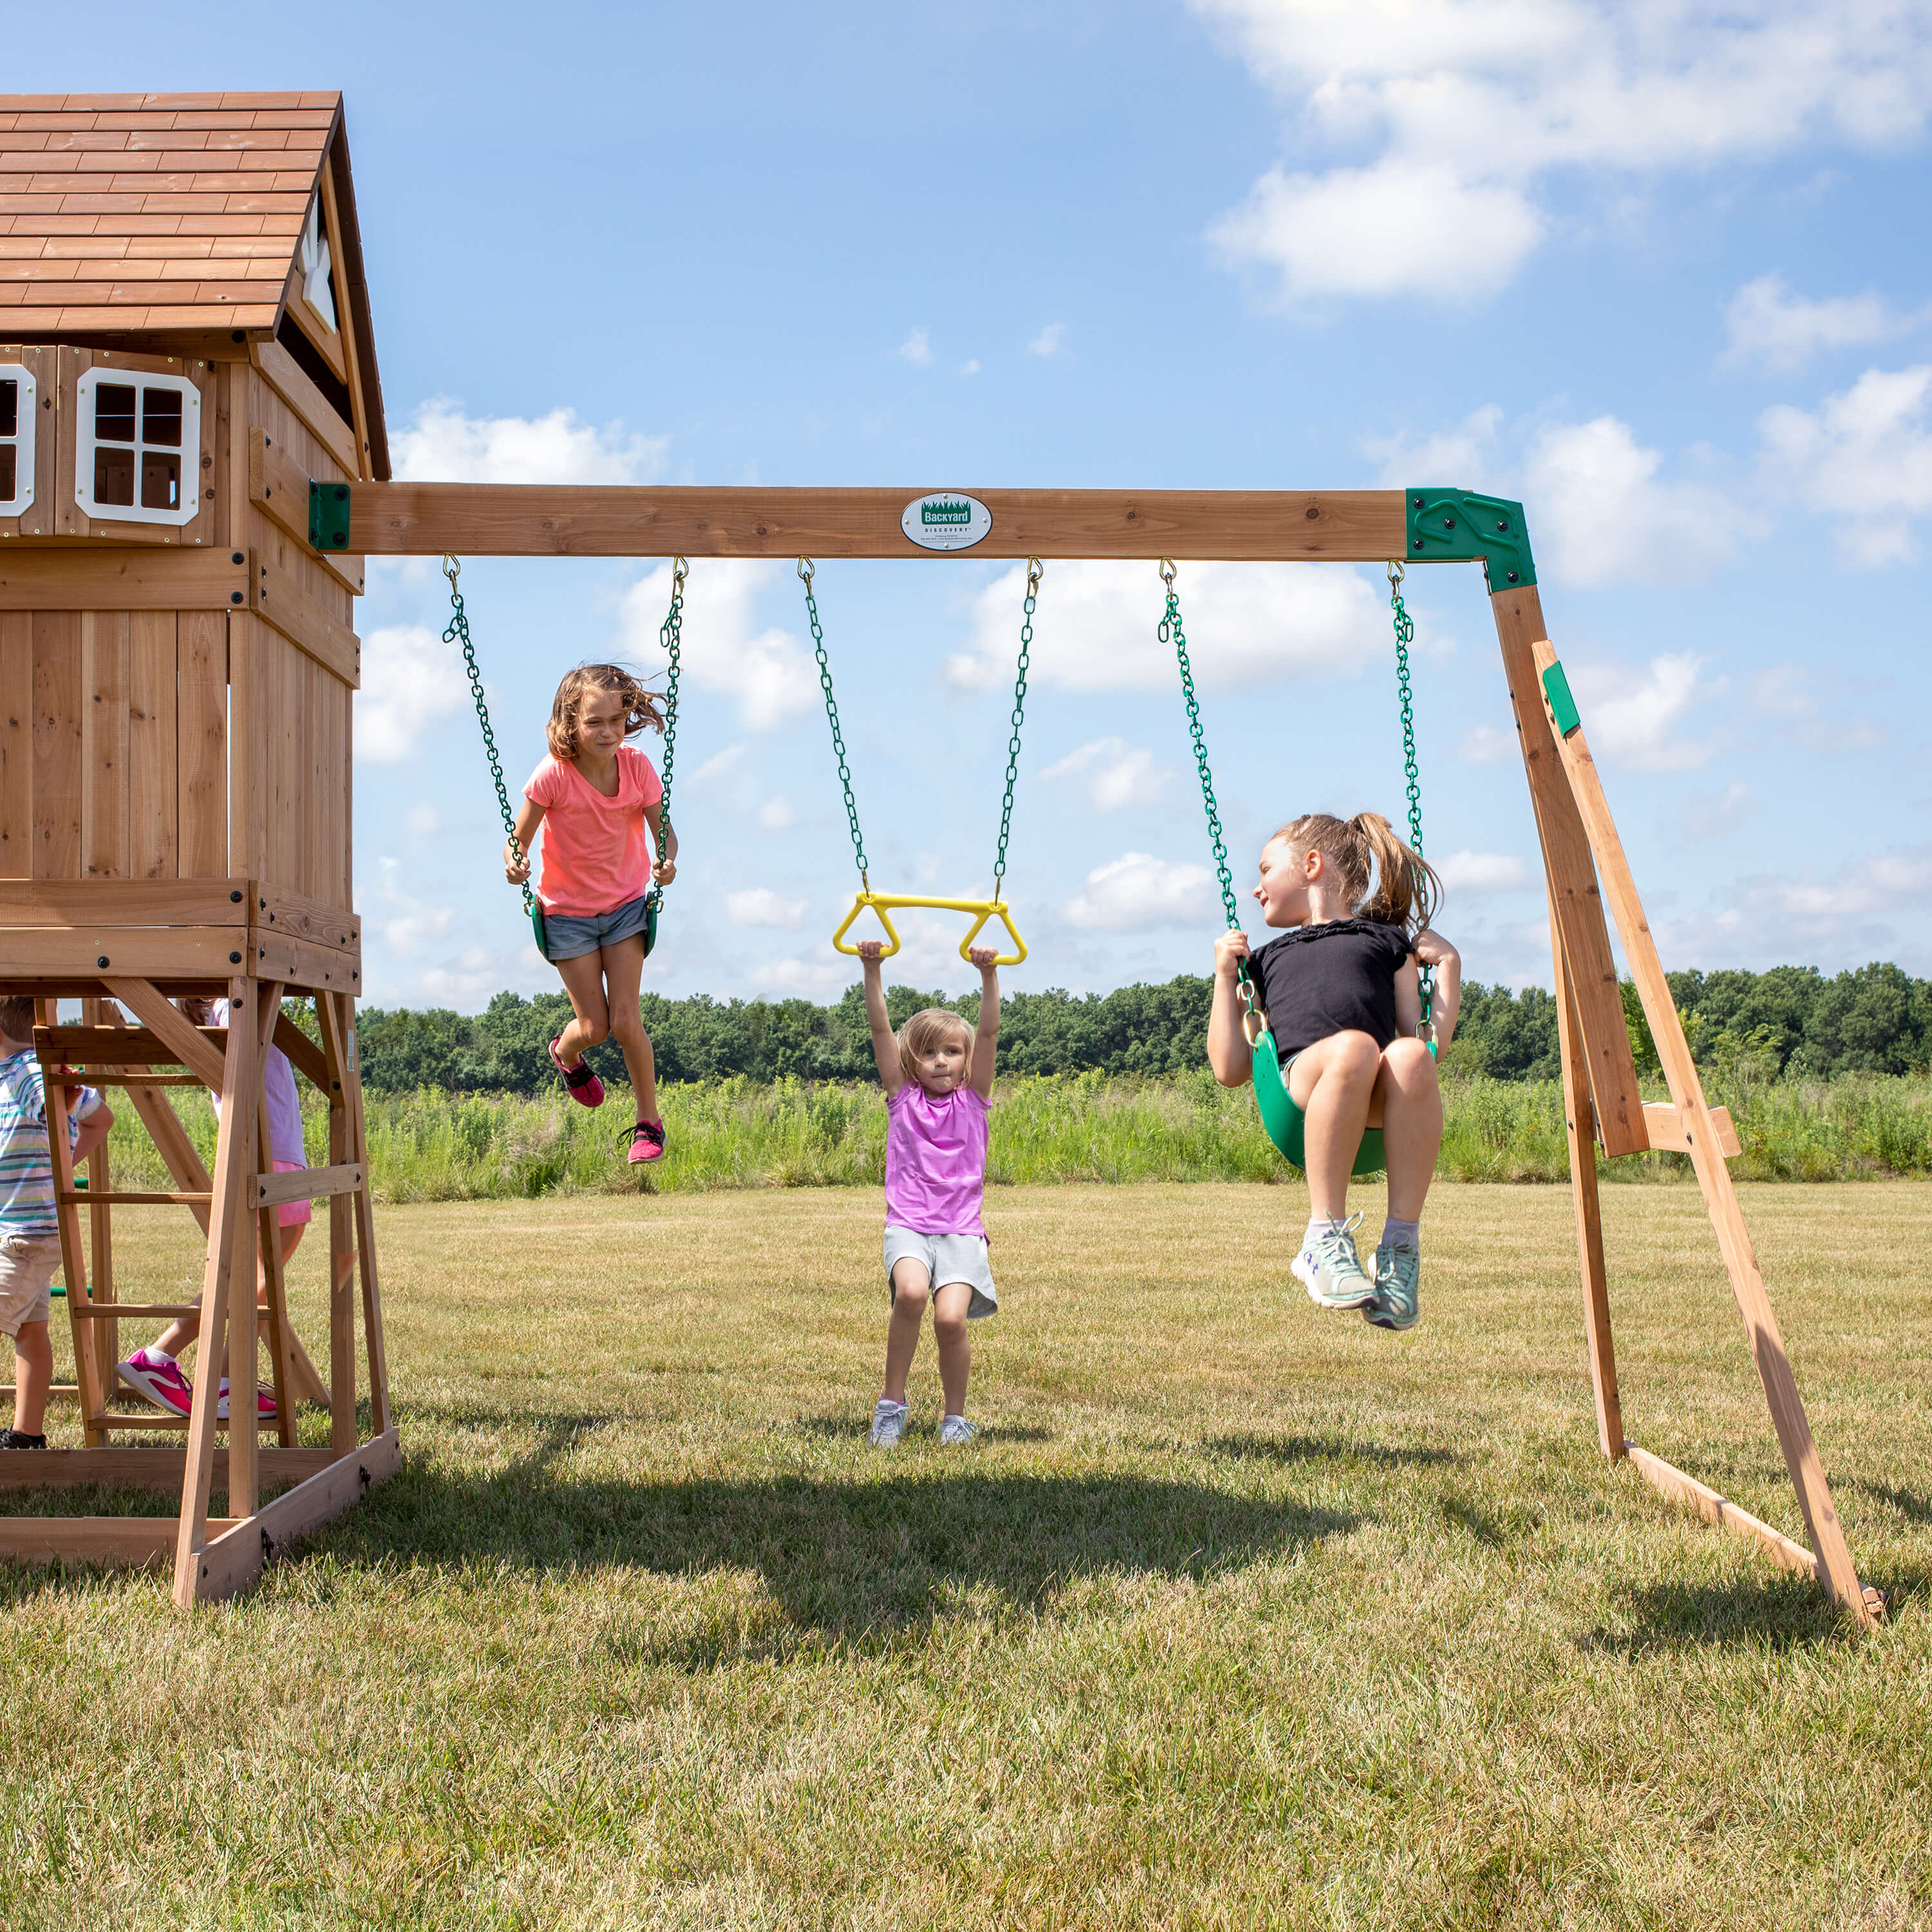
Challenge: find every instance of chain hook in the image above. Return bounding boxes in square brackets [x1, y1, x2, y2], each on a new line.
[442, 553, 461, 587]
[1159, 558, 1177, 589]
[1387, 559, 1405, 592]
[797, 555, 814, 586]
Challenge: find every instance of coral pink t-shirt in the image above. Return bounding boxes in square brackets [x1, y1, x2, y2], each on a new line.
[524, 744, 663, 915]
[884, 1082, 989, 1238]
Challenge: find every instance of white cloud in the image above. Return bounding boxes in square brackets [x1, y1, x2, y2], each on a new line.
[1434, 850, 1530, 895]
[725, 888, 808, 929]
[356, 625, 469, 762]
[898, 327, 934, 366]
[948, 559, 1385, 694]
[1568, 652, 1721, 771]
[620, 562, 818, 730]
[1759, 364, 1932, 565]
[689, 744, 747, 784]
[1723, 274, 1920, 372]
[959, 359, 981, 377]
[1209, 161, 1544, 307]
[1197, 1, 1932, 306]
[391, 397, 665, 484]
[407, 802, 442, 837]
[1041, 737, 1168, 811]
[1457, 724, 1517, 766]
[1066, 853, 1215, 931]
[1028, 323, 1066, 357]
[757, 797, 797, 830]
[1677, 779, 1754, 842]
[1365, 405, 1504, 491]
[1524, 417, 1749, 587]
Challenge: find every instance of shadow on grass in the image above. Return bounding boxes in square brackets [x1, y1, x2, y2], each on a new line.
[1854, 1480, 1932, 1528]
[1580, 1564, 1932, 1652]
[321, 1426, 1357, 1649]
[791, 1412, 1055, 1444]
[1209, 1432, 1459, 1470]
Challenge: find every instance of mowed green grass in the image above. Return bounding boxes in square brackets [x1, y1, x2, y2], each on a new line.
[4, 1181, 1930, 1930]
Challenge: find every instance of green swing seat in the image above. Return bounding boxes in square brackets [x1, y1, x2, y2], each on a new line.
[1246, 1010, 1388, 1179]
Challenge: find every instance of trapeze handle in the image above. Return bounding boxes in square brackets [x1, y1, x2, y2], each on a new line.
[831, 891, 1027, 966]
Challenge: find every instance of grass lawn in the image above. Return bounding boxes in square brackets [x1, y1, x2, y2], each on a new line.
[4, 1180, 1930, 1929]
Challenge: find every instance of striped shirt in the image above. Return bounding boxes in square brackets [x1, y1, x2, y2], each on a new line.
[0, 1049, 103, 1237]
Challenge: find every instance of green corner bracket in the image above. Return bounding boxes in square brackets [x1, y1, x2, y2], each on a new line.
[1405, 488, 1535, 592]
[308, 479, 353, 552]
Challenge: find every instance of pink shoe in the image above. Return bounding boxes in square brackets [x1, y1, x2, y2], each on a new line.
[549, 1036, 605, 1108]
[626, 1119, 667, 1164]
[215, 1378, 276, 1422]
[118, 1347, 193, 1417]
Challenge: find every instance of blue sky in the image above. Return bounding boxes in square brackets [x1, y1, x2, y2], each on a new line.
[33, 4, 1932, 1007]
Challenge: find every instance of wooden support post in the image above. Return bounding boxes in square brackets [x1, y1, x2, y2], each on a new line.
[45, 1031, 109, 1446]
[1490, 586, 1647, 1157]
[1530, 638, 1876, 1628]
[252, 983, 298, 1449]
[171, 976, 256, 1610]
[1549, 890, 1623, 1460]
[80, 996, 118, 1374]
[319, 994, 357, 1457]
[322, 990, 387, 1434]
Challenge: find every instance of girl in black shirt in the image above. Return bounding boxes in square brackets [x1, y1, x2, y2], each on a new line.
[1206, 811, 1461, 1330]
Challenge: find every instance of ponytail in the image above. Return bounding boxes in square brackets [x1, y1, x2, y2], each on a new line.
[1274, 811, 1442, 943]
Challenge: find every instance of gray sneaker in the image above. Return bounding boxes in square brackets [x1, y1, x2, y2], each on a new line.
[938, 1414, 978, 1445]
[1291, 1211, 1376, 1311]
[869, 1398, 908, 1448]
[1367, 1241, 1421, 1331]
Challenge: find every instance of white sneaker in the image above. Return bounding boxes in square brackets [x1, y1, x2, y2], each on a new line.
[939, 1414, 978, 1446]
[869, 1398, 908, 1448]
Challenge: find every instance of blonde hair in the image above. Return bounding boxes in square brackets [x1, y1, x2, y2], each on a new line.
[898, 1007, 974, 1084]
[546, 663, 665, 762]
[1273, 811, 1442, 942]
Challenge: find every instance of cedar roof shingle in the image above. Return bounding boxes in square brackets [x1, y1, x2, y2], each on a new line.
[0, 90, 388, 478]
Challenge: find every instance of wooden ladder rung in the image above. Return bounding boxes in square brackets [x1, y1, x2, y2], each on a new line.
[56, 1190, 212, 1206]
[63, 1302, 202, 1320]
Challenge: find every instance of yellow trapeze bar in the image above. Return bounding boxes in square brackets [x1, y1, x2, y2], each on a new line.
[832, 891, 1027, 966]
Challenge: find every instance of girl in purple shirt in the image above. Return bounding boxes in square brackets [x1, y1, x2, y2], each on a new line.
[856, 938, 1002, 1448]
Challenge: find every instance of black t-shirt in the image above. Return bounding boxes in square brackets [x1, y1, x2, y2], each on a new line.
[1249, 918, 1414, 1057]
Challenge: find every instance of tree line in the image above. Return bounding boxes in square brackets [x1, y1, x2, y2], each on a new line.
[352, 961, 1932, 1096]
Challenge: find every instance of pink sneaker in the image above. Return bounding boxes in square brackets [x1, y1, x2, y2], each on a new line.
[549, 1036, 605, 1108]
[626, 1119, 667, 1164]
[118, 1347, 193, 1417]
[215, 1378, 276, 1422]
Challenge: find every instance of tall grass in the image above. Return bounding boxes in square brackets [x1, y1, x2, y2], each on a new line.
[96, 1067, 1932, 1202]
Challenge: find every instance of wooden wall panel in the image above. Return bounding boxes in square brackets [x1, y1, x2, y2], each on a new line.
[80, 611, 131, 880]
[0, 612, 31, 880]
[128, 612, 178, 881]
[269, 631, 303, 893]
[228, 609, 262, 881]
[178, 611, 227, 878]
[31, 612, 82, 880]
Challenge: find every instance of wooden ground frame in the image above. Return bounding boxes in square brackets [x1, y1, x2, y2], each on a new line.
[316, 475, 1875, 1629]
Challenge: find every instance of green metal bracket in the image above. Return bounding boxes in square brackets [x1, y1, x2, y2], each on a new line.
[1405, 488, 1535, 591]
[1541, 658, 1580, 737]
[308, 479, 352, 552]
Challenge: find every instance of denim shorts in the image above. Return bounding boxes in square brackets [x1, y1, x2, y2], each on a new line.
[543, 894, 652, 962]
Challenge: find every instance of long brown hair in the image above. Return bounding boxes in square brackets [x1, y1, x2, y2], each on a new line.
[1274, 811, 1441, 942]
[546, 663, 665, 762]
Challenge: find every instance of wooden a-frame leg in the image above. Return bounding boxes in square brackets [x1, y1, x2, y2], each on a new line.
[43, 999, 109, 1446]
[252, 985, 298, 1449]
[322, 991, 388, 1436]
[172, 976, 258, 1611]
[1529, 638, 1875, 1628]
[1549, 890, 1623, 1460]
[319, 996, 358, 1458]
[80, 997, 118, 1379]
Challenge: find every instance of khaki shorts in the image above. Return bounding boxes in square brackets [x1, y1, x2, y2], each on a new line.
[0, 1231, 62, 1339]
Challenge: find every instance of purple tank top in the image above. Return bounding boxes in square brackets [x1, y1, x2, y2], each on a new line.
[884, 1083, 988, 1236]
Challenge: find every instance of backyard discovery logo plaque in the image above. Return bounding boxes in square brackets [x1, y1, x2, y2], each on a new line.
[902, 491, 992, 551]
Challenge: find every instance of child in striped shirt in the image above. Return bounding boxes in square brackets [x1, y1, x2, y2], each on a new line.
[0, 997, 112, 1450]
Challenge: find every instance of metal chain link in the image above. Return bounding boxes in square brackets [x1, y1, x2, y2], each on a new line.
[444, 554, 536, 922]
[1162, 560, 1262, 1023]
[990, 558, 1041, 899]
[646, 556, 687, 910]
[1388, 560, 1435, 1038]
[800, 558, 869, 889]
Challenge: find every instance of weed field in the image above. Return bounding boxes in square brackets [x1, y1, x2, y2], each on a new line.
[3, 1182, 1929, 1928]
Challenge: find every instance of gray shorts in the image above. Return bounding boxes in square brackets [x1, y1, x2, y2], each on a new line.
[0, 1231, 62, 1339]
[884, 1226, 997, 1320]
[544, 893, 652, 961]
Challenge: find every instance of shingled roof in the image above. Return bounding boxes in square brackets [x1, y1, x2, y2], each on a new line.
[0, 90, 387, 477]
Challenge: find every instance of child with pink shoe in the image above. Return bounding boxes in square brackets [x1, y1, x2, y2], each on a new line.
[506, 663, 679, 1165]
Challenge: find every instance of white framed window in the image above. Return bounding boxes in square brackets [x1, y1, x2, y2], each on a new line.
[299, 193, 338, 333]
[0, 361, 33, 518]
[73, 366, 201, 526]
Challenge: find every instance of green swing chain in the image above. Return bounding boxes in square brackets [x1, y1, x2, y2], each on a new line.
[444, 554, 538, 926]
[1160, 560, 1264, 1028]
[990, 558, 1041, 901]
[1388, 561, 1435, 1041]
[645, 556, 687, 908]
[800, 557, 870, 891]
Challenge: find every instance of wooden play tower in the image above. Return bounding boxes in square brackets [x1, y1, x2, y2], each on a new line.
[0, 90, 395, 1604]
